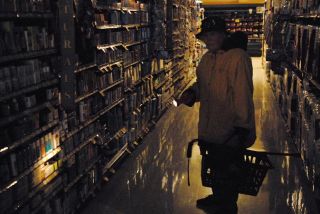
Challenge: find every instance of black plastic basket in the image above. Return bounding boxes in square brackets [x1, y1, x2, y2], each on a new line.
[201, 149, 274, 196]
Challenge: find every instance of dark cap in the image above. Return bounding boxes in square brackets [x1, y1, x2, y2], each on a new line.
[196, 16, 227, 40]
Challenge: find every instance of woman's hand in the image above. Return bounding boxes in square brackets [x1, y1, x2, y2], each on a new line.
[178, 90, 196, 107]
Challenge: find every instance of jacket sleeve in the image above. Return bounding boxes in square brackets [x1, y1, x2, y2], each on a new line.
[232, 53, 255, 130]
[186, 69, 200, 102]
[184, 52, 207, 102]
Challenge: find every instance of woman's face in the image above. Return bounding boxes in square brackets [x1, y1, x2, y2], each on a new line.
[201, 31, 226, 52]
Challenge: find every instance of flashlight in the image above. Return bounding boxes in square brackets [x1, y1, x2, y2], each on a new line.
[172, 99, 178, 107]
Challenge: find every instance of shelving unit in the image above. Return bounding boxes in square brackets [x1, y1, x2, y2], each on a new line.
[0, 146, 61, 194]
[0, 119, 59, 157]
[0, 0, 203, 213]
[264, 0, 320, 206]
[0, 79, 59, 102]
[0, 13, 54, 19]
[0, 1, 62, 213]
[146, 0, 203, 114]
[0, 49, 57, 64]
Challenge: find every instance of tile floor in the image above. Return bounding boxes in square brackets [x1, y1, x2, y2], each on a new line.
[80, 58, 319, 214]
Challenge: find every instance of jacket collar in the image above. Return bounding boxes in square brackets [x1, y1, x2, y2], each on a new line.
[208, 50, 225, 58]
[208, 49, 225, 55]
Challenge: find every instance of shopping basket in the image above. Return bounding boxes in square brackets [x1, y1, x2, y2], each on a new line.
[187, 139, 300, 196]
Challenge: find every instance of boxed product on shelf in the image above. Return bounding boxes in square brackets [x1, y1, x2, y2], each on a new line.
[151, 1, 167, 52]
[300, 26, 309, 72]
[301, 91, 315, 128]
[269, 16, 320, 195]
[0, 187, 13, 211]
[63, 186, 79, 214]
[0, 0, 52, 13]
[159, 87, 174, 111]
[65, 143, 98, 189]
[301, 119, 315, 183]
[13, 174, 29, 201]
[119, 133, 129, 149]
[125, 92, 138, 112]
[126, 105, 148, 138]
[141, 60, 151, 77]
[123, 46, 141, 66]
[103, 129, 128, 158]
[0, 105, 58, 146]
[286, 24, 320, 79]
[76, 68, 98, 98]
[126, 127, 137, 143]
[98, 66, 123, 89]
[287, 90, 300, 133]
[104, 86, 123, 107]
[151, 58, 165, 74]
[34, 176, 63, 213]
[141, 11, 149, 24]
[78, 166, 98, 202]
[311, 101, 320, 180]
[0, 22, 55, 56]
[315, 109, 320, 198]
[95, 13, 108, 27]
[95, 11, 121, 27]
[283, 68, 293, 97]
[95, 30, 122, 46]
[97, 49, 123, 66]
[0, 87, 58, 121]
[64, 154, 77, 186]
[288, 0, 319, 13]
[121, 0, 139, 9]
[76, 143, 97, 174]
[62, 137, 74, 158]
[289, 24, 320, 84]
[78, 86, 122, 123]
[121, 12, 140, 25]
[94, 0, 120, 8]
[141, 43, 149, 58]
[224, 13, 263, 37]
[124, 63, 141, 88]
[123, 29, 140, 44]
[78, 97, 96, 123]
[310, 27, 320, 83]
[141, 27, 150, 41]
[51, 195, 64, 214]
[100, 105, 124, 139]
[2, 127, 60, 181]
[62, 121, 100, 156]
[124, 77, 153, 113]
[0, 58, 56, 96]
[9, 155, 61, 211]
[140, 3, 148, 11]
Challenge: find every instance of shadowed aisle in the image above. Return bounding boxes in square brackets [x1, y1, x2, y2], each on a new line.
[80, 58, 319, 214]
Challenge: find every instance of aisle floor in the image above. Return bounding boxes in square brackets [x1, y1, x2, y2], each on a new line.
[81, 58, 319, 214]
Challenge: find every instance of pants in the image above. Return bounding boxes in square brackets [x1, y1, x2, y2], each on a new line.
[199, 142, 244, 206]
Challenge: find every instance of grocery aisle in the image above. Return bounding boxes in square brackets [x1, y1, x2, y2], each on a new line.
[80, 58, 319, 214]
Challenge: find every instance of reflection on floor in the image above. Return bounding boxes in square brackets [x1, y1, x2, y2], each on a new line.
[80, 58, 319, 214]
